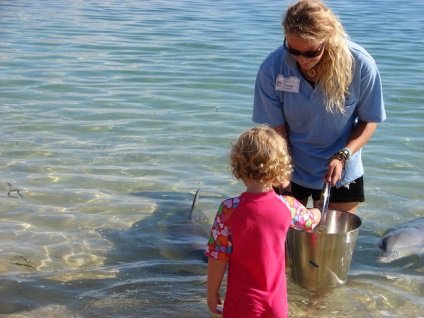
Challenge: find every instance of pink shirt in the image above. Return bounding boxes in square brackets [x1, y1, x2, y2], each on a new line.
[205, 191, 318, 318]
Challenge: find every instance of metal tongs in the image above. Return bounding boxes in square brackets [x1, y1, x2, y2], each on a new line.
[315, 182, 330, 233]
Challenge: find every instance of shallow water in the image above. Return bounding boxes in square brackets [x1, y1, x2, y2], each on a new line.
[1, 0, 423, 317]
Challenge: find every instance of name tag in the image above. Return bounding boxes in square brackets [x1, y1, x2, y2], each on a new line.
[275, 75, 300, 93]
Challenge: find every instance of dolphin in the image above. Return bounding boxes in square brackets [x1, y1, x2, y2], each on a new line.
[99, 188, 211, 266]
[377, 217, 424, 263]
[155, 188, 209, 262]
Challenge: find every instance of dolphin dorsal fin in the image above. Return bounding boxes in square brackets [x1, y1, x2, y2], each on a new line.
[188, 188, 200, 219]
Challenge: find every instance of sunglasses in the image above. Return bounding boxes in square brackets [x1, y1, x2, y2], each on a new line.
[283, 38, 325, 58]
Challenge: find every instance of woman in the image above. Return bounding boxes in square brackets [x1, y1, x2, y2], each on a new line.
[253, 0, 386, 213]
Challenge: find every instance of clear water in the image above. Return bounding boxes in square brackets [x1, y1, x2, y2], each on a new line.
[0, 0, 423, 317]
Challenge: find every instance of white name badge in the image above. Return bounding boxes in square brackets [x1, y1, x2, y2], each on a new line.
[275, 75, 300, 93]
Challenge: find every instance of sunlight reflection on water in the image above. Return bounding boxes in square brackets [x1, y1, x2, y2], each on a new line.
[0, 0, 423, 317]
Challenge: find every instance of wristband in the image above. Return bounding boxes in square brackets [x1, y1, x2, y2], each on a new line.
[327, 147, 351, 168]
[340, 147, 351, 162]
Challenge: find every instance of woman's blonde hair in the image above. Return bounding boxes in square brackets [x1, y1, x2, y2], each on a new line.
[283, 0, 353, 113]
[230, 126, 293, 186]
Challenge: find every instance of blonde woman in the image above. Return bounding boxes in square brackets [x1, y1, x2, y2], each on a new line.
[205, 126, 320, 317]
[253, 0, 386, 213]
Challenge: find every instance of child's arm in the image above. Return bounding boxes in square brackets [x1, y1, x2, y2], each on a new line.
[279, 195, 321, 230]
[204, 199, 235, 313]
[292, 205, 321, 230]
[308, 207, 321, 225]
[207, 258, 228, 315]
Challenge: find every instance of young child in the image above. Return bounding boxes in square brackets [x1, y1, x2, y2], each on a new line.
[205, 126, 321, 318]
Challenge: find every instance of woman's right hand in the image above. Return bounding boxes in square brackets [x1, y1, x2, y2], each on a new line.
[324, 158, 344, 186]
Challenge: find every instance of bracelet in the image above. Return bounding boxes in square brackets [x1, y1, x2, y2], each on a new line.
[327, 148, 351, 168]
[340, 147, 351, 161]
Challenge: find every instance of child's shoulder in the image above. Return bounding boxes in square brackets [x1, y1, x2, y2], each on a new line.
[276, 194, 305, 209]
[221, 196, 241, 210]
[277, 194, 295, 204]
[214, 196, 241, 221]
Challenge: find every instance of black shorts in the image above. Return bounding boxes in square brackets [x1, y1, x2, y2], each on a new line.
[291, 176, 365, 203]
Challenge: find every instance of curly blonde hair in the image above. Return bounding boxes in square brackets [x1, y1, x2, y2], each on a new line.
[230, 126, 293, 186]
[283, 0, 353, 113]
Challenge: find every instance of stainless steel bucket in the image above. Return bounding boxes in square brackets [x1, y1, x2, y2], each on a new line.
[286, 209, 362, 290]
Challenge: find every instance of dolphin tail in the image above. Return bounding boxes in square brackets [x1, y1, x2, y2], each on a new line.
[188, 188, 200, 220]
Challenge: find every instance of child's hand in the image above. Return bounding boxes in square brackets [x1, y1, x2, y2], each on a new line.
[309, 207, 322, 227]
[207, 292, 222, 315]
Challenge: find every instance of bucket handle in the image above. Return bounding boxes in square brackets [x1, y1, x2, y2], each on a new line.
[320, 182, 331, 225]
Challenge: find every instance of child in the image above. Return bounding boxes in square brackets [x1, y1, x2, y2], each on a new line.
[205, 126, 321, 318]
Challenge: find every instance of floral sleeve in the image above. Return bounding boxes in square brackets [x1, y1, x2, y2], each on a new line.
[204, 197, 238, 261]
[279, 195, 318, 230]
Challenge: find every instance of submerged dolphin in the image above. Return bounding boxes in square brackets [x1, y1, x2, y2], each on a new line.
[155, 188, 209, 262]
[100, 188, 211, 265]
[377, 217, 424, 263]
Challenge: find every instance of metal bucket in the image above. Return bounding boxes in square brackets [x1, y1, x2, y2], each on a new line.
[286, 209, 362, 290]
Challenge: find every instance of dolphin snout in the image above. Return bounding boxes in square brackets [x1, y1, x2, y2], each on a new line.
[377, 250, 400, 263]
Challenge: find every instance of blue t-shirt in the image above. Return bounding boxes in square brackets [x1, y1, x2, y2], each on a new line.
[253, 41, 386, 189]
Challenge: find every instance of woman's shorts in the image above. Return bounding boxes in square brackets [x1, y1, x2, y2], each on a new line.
[291, 176, 365, 203]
